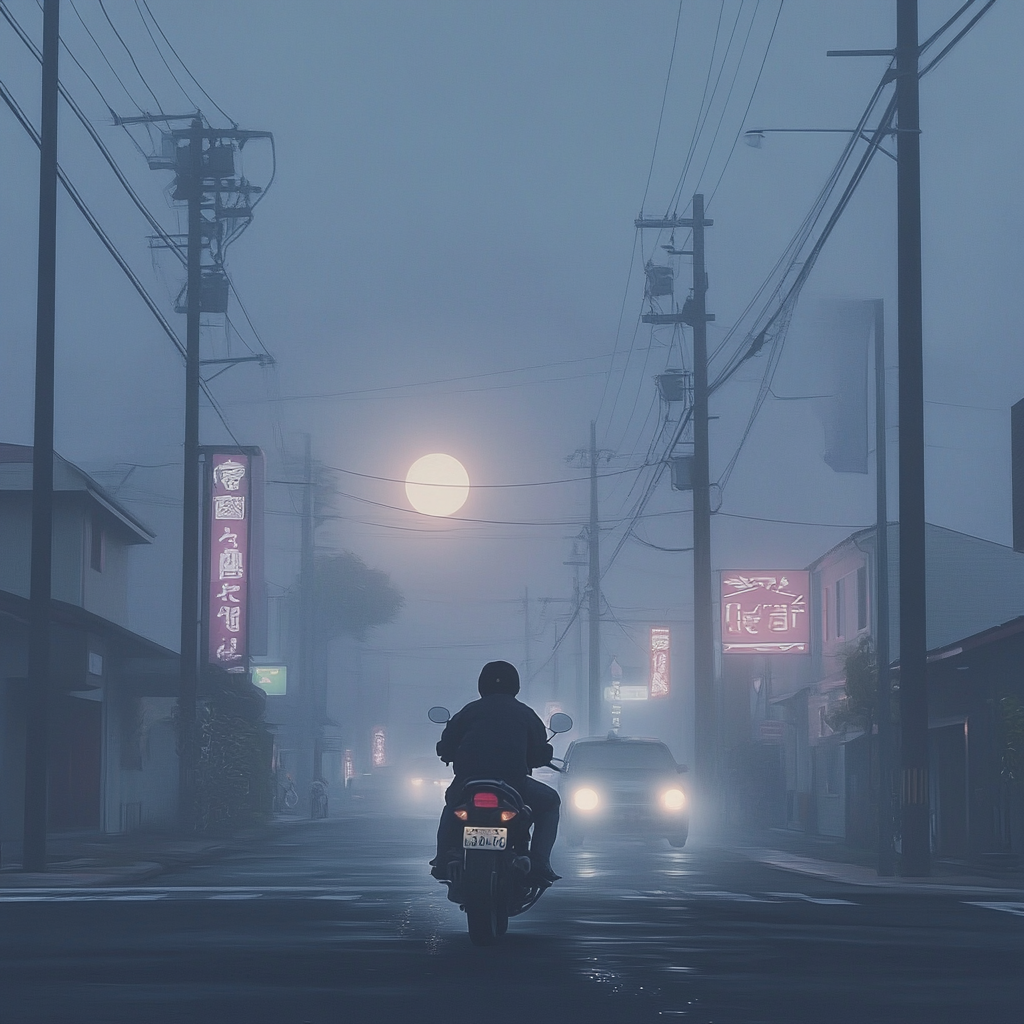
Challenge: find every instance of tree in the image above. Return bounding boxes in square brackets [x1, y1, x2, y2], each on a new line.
[310, 551, 404, 641]
[825, 635, 897, 736]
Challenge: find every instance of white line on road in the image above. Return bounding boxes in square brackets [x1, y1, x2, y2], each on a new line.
[0, 886, 369, 903]
[967, 901, 1024, 918]
[765, 892, 858, 905]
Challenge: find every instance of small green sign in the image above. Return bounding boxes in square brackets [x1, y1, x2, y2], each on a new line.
[253, 665, 287, 695]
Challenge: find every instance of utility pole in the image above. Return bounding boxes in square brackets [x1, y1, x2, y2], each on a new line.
[130, 115, 272, 830]
[22, 0, 60, 873]
[825, 0, 929, 879]
[563, 536, 587, 726]
[690, 194, 715, 795]
[895, 0, 929, 877]
[588, 422, 602, 736]
[637, 195, 715, 791]
[301, 434, 318, 798]
[177, 118, 203, 832]
[872, 299, 895, 877]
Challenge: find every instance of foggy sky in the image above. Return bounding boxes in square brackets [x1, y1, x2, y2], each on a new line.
[0, 1, 1020, 762]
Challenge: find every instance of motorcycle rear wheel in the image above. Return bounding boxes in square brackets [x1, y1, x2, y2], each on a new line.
[467, 899, 503, 945]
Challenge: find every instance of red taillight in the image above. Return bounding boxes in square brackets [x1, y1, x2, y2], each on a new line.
[472, 791, 499, 808]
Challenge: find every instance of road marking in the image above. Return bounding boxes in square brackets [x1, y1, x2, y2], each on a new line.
[765, 892, 857, 905]
[692, 890, 771, 902]
[967, 901, 1024, 918]
[0, 886, 368, 903]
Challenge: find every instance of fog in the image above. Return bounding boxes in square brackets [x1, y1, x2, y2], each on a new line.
[0, 0, 1020, 772]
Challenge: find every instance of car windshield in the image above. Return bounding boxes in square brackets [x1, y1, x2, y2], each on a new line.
[569, 743, 675, 772]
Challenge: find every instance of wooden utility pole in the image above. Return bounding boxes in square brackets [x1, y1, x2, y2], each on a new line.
[22, 0, 60, 873]
[637, 196, 715, 789]
[690, 194, 715, 794]
[587, 422, 602, 736]
[177, 118, 204, 831]
[872, 299, 895, 877]
[301, 434, 319, 799]
[895, 0, 929, 877]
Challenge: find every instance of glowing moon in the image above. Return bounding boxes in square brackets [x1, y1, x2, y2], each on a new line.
[405, 453, 470, 516]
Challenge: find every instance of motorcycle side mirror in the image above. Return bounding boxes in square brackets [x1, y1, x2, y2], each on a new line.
[548, 712, 573, 734]
[677, 764, 689, 773]
[427, 706, 451, 724]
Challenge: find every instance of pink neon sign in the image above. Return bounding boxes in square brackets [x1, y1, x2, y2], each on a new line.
[207, 452, 250, 668]
[721, 571, 810, 654]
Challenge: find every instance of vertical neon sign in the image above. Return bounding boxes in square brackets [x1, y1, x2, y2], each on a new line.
[207, 452, 250, 669]
[650, 627, 670, 698]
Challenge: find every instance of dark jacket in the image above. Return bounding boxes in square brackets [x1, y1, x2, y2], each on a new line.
[436, 693, 553, 782]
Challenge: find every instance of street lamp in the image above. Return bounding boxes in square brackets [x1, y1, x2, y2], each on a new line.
[743, 127, 896, 161]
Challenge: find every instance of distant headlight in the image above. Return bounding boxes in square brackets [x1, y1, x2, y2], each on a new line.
[573, 787, 600, 811]
[410, 778, 424, 787]
[661, 788, 686, 811]
[433, 779, 446, 786]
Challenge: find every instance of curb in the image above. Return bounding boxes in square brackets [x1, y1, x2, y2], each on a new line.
[744, 847, 1024, 897]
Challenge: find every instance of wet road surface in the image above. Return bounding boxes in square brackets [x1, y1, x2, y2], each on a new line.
[1, 814, 1022, 1023]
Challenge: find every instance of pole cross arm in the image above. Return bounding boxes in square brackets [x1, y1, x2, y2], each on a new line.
[642, 312, 715, 325]
[636, 217, 714, 229]
[199, 355, 274, 367]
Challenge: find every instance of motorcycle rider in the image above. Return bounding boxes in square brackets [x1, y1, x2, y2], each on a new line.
[431, 660, 562, 884]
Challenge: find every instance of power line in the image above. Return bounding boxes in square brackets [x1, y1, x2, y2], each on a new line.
[321, 463, 643, 490]
[2, 3, 274, 372]
[64, 0, 142, 113]
[692, 0, 761, 196]
[132, 0, 196, 110]
[97, 0, 162, 111]
[0, 74, 240, 447]
[639, 0, 683, 212]
[256, 352, 617, 404]
[919, 0, 997, 78]
[140, 0, 236, 127]
[708, 0, 785, 208]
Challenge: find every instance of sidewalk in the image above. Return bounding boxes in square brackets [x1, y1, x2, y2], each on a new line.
[0, 822, 272, 889]
[736, 826, 1024, 895]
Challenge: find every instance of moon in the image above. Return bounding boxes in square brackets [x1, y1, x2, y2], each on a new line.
[405, 453, 470, 516]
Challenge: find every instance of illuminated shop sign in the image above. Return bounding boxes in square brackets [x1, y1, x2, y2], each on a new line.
[206, 452, 251, 669]
[252, 665, 287, 695]
[371, 727, 387, 768]
[649, 627, 670, 698]
[721, 571, 810, 654]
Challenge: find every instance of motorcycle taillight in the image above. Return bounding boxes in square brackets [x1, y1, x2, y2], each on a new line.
[472, 792, 499, 808]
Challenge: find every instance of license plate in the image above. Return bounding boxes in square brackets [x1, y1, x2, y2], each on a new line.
[462, 827, 507, 850]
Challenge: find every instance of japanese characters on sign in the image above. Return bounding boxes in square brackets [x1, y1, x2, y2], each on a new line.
[721, 571, 810, 654]
[207, 453, 250, 669]
[650, 627, 671, 698]
[371, 727, 387, 768]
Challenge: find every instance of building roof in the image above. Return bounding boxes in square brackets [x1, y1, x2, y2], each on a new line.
[0, 587, 176, 661]
[807, 522, 1024, 658]
[0, 443, 154, 543]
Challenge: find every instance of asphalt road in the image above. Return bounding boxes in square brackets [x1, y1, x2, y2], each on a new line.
[1, 813, 1022, 1024]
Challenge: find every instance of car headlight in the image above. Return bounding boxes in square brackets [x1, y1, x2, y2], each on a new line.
[660, 788, 686, 811]
[410, 778, 424, 787]
[573, 787, 599, 811]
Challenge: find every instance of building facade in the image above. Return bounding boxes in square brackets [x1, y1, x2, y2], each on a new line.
[723, 523, 1024, 858]
[0, 445, 178, 856]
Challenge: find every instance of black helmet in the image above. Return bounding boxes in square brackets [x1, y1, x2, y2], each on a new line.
[478, 660, 520, 696]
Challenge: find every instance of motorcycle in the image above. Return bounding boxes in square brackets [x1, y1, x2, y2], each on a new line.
[427, 706, 573, 946]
